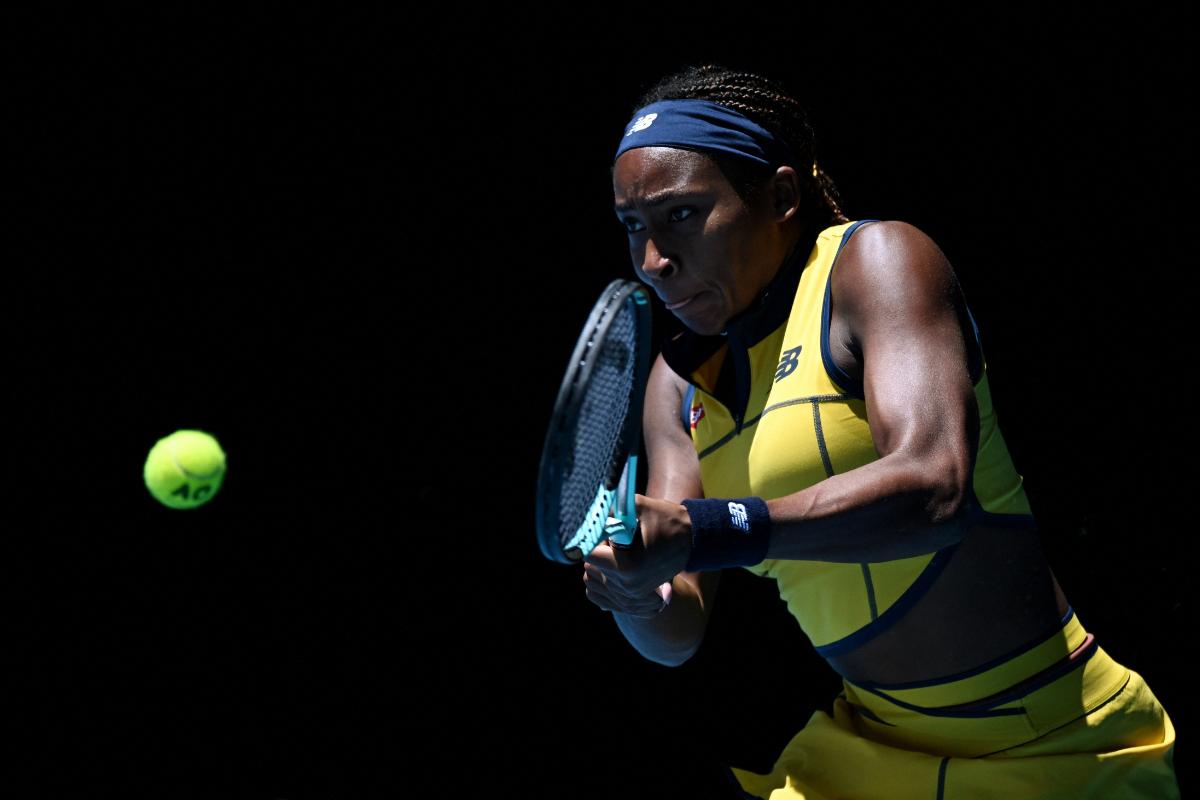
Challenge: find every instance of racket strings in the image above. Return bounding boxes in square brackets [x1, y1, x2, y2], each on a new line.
[558, 297, 638, 552]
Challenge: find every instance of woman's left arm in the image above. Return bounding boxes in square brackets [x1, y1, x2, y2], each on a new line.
[762, 221, 981, 563]
[620, 222, 983, 592]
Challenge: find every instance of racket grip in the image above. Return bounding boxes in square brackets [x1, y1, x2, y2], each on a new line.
[609, 456, 639, 547]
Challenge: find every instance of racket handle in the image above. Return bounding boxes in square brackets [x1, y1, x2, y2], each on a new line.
[608, 455, 639, 548]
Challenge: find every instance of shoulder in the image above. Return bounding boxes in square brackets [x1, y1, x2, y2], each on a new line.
[650, 348, 691, 395]
[643, 351, 704, 501]
[832, 220, 958, 332]
[645, 351, 690, 429]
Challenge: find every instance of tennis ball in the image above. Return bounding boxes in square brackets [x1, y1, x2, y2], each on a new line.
[143, 429, 227, 509]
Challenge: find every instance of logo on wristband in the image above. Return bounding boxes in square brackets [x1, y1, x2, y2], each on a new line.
[728, 502, 750, 531]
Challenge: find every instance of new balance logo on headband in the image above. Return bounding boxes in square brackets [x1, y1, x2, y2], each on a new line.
[728, 502, 750, 531]
[625, 113, 658, 136]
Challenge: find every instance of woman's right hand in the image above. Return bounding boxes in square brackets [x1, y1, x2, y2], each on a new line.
[583, 548, 673, 619]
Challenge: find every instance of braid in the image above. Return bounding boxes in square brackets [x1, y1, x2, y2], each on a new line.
[633, 64, 849, 226]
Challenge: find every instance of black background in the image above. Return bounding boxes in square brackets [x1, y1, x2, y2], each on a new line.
[15, 7, 1192, 797]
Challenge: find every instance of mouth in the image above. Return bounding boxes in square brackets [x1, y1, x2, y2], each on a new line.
[664, 292, 701, 310]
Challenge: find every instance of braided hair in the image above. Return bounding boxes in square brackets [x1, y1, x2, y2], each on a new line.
[629, 64, 849, 227]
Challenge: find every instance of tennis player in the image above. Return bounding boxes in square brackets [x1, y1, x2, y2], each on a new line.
[582, 64, 1179, 798]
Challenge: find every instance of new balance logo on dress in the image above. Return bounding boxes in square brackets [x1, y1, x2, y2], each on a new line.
[728, 502, 750, 531]
[775, 346, 803, 382]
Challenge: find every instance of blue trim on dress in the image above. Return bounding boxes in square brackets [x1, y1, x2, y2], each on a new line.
[848, 607, 1078, 692]
[969, 508, 1038, 528]
[819, 220, 879, 400]
[847, 700, 896, 726]
[860, 563, 879, 620]
[814, 542, 961, 660]
[851, 637, 1099, 719]
[939, 639, 1099, 712]
[819, 220, 988, 395]
[853, 687, 1027, 719]
[681, 383, 696, 434]
[972, 670, 1131, 759]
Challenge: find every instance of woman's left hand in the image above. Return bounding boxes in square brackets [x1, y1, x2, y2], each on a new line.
[583, 493, 693, 601]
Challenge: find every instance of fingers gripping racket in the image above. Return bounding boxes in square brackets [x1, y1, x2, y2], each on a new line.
[537, 280, 652, 565]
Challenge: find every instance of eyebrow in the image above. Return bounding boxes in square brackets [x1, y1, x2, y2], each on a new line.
[613, 190, 697, 213]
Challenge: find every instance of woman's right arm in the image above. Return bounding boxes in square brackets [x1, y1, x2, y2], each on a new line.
[582, 352, 720, 667]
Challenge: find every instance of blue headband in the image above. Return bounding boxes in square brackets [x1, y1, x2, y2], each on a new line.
[613, 99, 799, 169]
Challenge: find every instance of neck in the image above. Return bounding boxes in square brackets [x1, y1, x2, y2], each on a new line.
[721, 218, 818, 337]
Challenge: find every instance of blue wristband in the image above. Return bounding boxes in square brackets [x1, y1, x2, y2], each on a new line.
[681, 497, 772, 571]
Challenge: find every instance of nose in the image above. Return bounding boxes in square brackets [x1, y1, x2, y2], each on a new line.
[639, 237, 677, 282]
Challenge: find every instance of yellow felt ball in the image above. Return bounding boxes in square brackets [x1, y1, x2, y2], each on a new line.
[143, 429, 226, 509]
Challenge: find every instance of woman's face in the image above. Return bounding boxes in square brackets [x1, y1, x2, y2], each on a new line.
[613, 146, 789, 336]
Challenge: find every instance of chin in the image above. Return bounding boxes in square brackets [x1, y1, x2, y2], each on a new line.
[679, 316, 726, 337]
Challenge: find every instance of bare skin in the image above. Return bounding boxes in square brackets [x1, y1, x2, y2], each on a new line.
[585, 147, 1070, 682]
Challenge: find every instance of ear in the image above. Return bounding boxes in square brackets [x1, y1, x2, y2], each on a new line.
[770, 165, 803, 222]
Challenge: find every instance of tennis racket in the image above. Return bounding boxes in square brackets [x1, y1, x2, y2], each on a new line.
[536, 279, 653, 565]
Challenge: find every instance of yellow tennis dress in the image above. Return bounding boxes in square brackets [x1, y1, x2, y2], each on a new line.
[661, 220, 1178, 799]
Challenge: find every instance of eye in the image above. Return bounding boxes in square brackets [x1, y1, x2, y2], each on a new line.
[618, 206, 695, 235]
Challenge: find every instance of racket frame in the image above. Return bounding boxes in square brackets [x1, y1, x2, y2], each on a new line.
[536, 280, 651, 564]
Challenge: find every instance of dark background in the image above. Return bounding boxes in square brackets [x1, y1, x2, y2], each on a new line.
[15, 7, 1191, 797]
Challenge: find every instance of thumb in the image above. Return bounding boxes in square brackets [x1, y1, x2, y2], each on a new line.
[610, 518, 643, 552]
